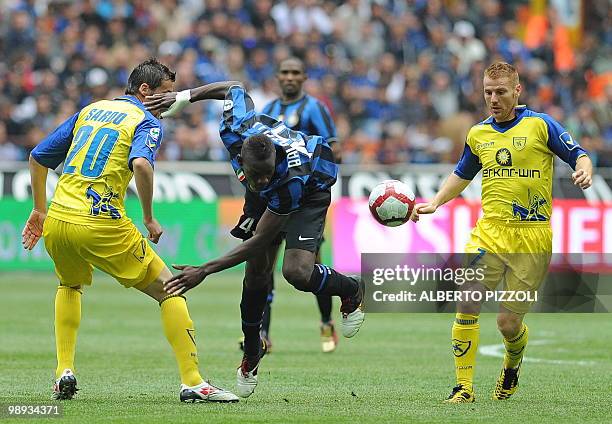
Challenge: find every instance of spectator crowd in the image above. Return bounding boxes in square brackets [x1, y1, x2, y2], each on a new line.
[0, 0, 610, 166]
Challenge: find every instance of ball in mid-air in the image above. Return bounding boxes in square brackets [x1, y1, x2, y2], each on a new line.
[368, 180, 415, 227]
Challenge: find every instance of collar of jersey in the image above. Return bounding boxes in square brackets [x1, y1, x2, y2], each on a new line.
[482, 105, 527, 133]
[114, 95, 147, 113]
[280, 94, 307, 106]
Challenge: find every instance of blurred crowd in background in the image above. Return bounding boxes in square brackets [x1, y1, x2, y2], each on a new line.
[0, 0, 610, 166]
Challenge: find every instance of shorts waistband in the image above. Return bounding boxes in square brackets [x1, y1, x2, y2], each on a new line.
[480, 217, 552, 228]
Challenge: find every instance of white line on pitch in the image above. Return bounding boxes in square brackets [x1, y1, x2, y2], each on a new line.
[479, 340, 597, 366]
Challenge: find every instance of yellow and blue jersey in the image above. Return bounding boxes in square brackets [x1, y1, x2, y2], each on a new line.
[220, 86, 337, 215]
[262, 94, 337, 144]
[455, 106, 588, 223]
[31, 96, 162, 224]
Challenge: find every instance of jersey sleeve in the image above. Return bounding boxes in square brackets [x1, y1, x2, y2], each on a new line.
[454, 141, 482, 180]
[541, 114, 588, 170]
[308, 100, 337, 143]
[128, 117, 162, 170]
[219, 85, 257, 153]
[262, 99, 279, 116]
[266, 179, 304, 215]
[31, 112, 79, 169]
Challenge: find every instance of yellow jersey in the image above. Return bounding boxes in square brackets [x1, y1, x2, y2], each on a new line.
[31, 96, 162, 225]
[454, 106, 588, 224]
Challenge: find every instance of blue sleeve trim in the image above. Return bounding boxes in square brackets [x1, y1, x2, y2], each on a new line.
[31, 112, 80, 169]
[454, 143, 481, 180]
[539, 113, 588, 170]
[128, 116, 162, 170]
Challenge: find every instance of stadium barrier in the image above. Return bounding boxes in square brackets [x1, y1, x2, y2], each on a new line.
[1, 162, 610, 272]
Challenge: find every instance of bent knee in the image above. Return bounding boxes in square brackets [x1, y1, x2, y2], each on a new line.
[282, 264, 312, 292]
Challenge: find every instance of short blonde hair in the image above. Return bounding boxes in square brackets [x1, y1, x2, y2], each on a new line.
[484, 62, 519, 86]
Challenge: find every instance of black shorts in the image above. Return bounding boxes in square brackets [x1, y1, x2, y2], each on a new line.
[230, 189, 330, 253]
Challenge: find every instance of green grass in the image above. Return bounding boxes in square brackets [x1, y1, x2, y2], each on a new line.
[1, 272, 611, 423]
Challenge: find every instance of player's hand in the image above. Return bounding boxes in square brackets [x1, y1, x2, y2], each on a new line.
[22, 209, 46, 250]
[144, 217, 163, 244]
[144, 89, 191, 118]
[164, 264, 207, 295]
[572, 168, 592, 190]
[410, 202, 437, 222]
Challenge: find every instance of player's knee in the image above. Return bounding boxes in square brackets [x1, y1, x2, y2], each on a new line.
[282, 263, 312, 292]
[497, 314, 522, 338]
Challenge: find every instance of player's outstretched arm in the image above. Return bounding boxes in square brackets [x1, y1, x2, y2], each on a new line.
[22, 155, 49, 250]
[411, 173, 471, 222]
[133, 157, 163, 244]
[164, 209, 289, 295]
[572, 155, 593, 190]
[144, 81, 243, 118]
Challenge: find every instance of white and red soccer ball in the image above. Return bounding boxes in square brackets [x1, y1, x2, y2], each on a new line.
[368, 180, 416, 227]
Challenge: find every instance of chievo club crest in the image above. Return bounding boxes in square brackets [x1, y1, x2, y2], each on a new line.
[513, 136, 527, 151]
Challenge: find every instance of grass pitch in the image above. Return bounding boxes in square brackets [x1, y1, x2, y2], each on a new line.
[1, 271, 611, 423]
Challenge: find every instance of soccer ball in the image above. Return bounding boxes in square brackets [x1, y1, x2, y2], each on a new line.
[368, 180, 415, 227]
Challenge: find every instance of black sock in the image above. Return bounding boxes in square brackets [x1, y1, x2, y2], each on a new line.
[261, 276, 274, 336]
[310, 264, 358, 298]
[316, 294, 333, 323]
[240, 280, 268, 357]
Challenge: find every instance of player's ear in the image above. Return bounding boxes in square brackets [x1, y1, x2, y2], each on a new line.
[139, 83, 151, 97]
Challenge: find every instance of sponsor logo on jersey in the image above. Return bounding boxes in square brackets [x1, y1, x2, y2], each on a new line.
[511, 190, 548, 221]
[85, 184, 121, 219]
[495, 148, 512, 166]
[482, 168, 541, 179]
[223, 100, 234, 111]
[476, 141, 495, 151]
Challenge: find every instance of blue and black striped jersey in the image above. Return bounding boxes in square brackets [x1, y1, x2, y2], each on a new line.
[262, 95, 337, 144]
[220, 86, 337, 215]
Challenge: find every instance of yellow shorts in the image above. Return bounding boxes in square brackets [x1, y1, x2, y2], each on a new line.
[465, 218, 552, 314]
[43, 216, 165, 289]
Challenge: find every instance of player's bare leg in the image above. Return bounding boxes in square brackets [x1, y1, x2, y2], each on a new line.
[282, 249, 364, 338]
[445, 281, 487, 403]
[53, 284, 82, 400]
[236, 249, 275, 398]
[493, 306, 527, 400]
[259, 243, 280, 352]
[138, 266, 238, 403]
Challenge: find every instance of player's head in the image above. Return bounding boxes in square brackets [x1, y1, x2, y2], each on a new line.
[125, 58, 176, 115]
[277, 57, 306, 99]
[483, 62, 521, 122]
[238, 134, 276, 192]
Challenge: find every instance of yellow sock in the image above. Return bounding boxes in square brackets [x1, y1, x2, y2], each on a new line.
[452, 313, 480, 390]
[55, 286, 82, 378]
[503, 323, 528, 369]
[160, 296, 203, 387]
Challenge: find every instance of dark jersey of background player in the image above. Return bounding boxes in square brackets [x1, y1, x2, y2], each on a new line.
[263, 58, 338, 150]
[259, 57, 340, 351]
